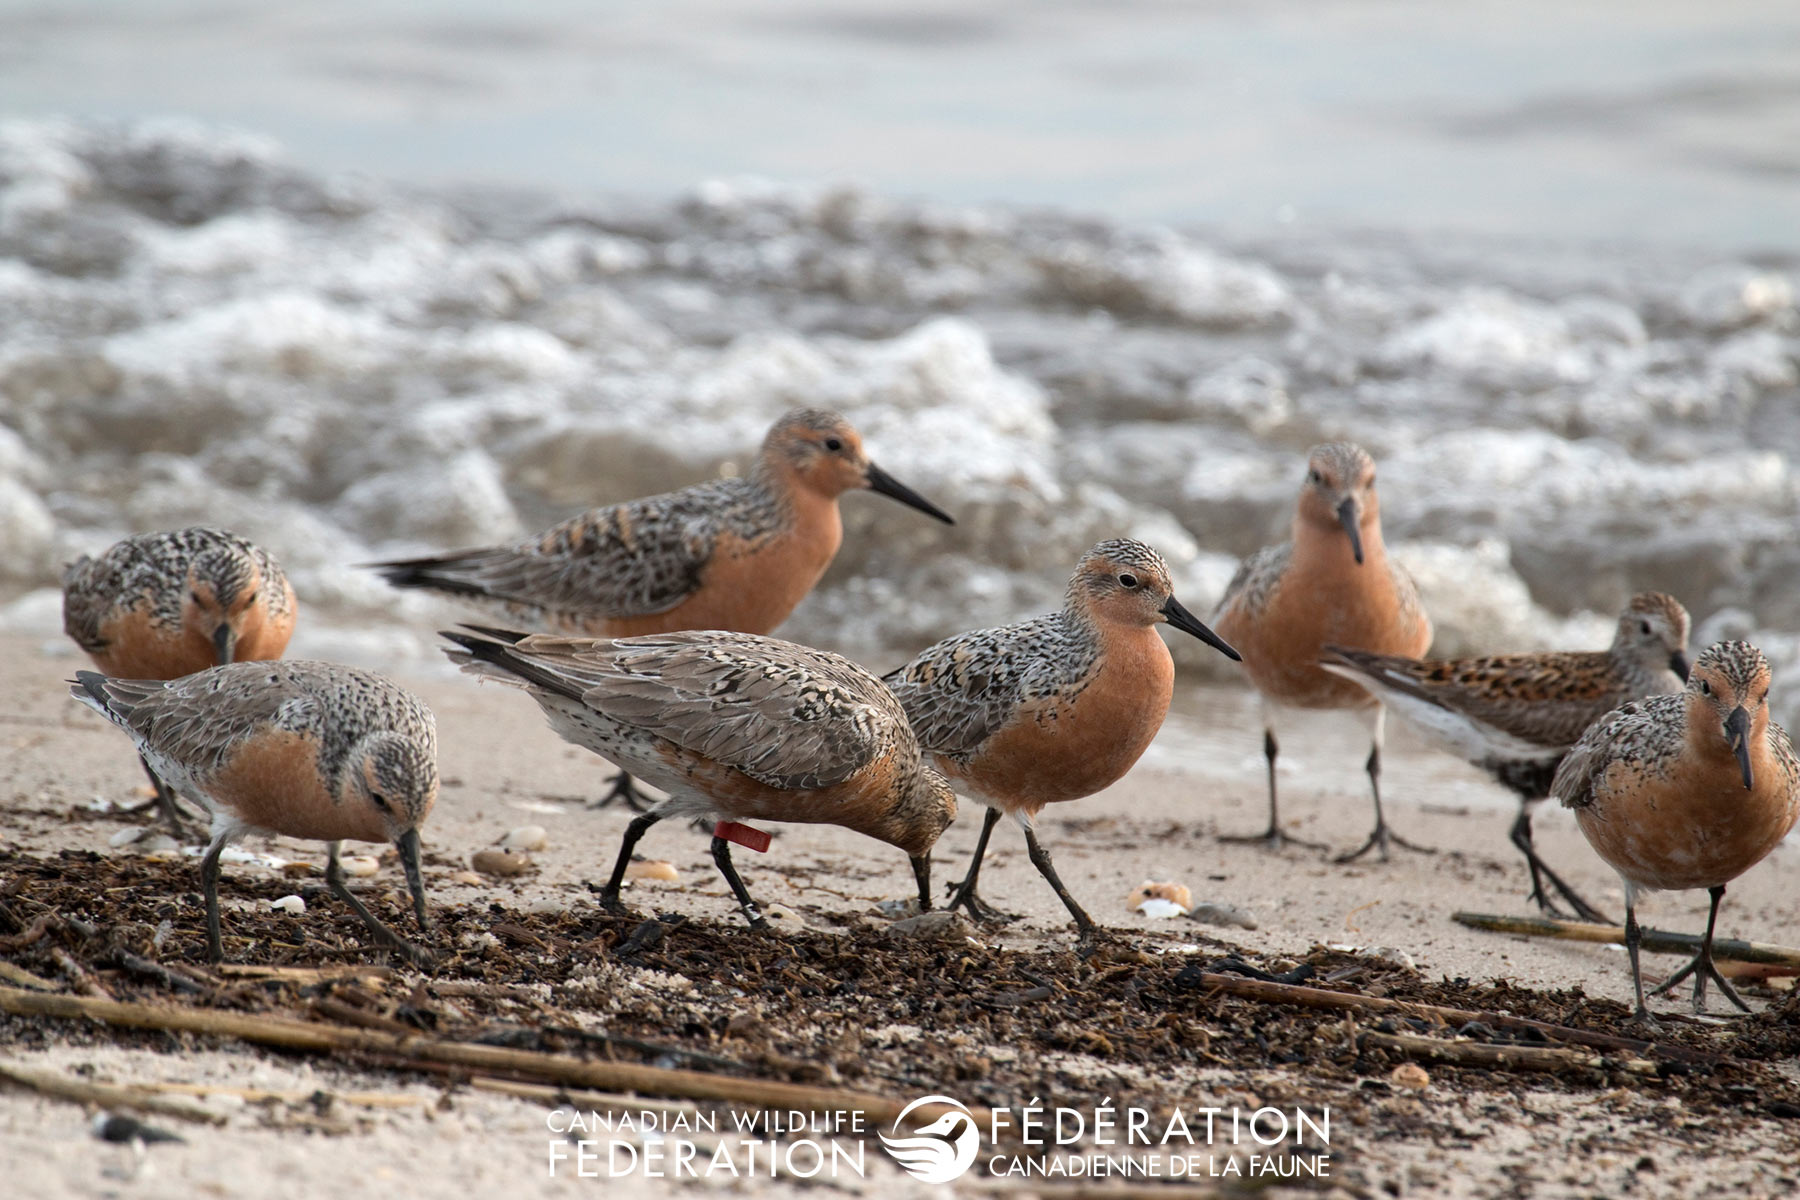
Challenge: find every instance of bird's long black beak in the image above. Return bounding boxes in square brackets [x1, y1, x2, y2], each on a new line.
[1161, 594, 1241, 661]
[396, 828, 431, 931]
[213, 622, 238, 665]
[1336, 497, 1364, 566]
[1724, 706, 1753, 790]
[1670, 650, 1690, 680]
[865, 462, 955, 525]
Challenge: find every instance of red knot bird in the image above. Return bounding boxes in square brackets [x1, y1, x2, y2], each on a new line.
[1552, 640, 1799, 1019]
[1321, 592, 1691, 921]
[62, 527, 297, 832]
[70, 662, 437, 965]
[440, 626, 958, 928]
[883, 539, 1240, 937]
[377, 409, 953, 811]
[1212, 442, 1433, 862]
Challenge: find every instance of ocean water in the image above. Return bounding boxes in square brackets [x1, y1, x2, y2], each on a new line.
[1, 118, 1796, 722]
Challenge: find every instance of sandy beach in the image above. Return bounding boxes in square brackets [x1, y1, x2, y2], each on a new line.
[5, 623, 1800, 1198]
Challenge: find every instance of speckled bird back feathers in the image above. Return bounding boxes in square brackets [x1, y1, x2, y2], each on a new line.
[62, 527, 293, 655]
[72, 661, 438, 798]
[885, 610, 1101, 761]
[449, 629, 911, 791]
[379, 472, 790, 626]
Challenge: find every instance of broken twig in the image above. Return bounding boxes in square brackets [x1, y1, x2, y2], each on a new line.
[1453, 912, 1800, 971]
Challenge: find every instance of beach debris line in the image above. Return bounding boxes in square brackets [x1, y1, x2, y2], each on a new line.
[1170, 967, 1733, 1069]
[0, 985, 986, 1131]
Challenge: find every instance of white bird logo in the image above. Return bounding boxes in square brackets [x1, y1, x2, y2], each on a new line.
[879, 1095, 980, 1184]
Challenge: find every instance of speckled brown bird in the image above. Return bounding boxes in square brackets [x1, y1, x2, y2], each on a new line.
[70, 662, 437, 965]
[441, 626, 958, 928]
[1212, 442, 1433, 862]
[1552, 641, 1799, 1019]
[1321, 592, 1691, 921]
[62, 527, 298, 833]
[378, 409, 953, 812]
[883, 540, 1240, 936]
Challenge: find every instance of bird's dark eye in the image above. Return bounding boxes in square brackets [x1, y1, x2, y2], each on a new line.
[1699, 680, 1711, 696]
[371, 793, 391, 812]
[245, 590, 259, 605]
[823, 437, 844, 452]
[1639, 620, 1652, 636]
[189, 590, 204, 605]
[1307, 469, 1323, 485]
[1118, 573, 1139, 589]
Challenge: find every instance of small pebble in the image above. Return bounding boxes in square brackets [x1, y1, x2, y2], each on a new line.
[136, 834, 180, 856]
[623, 860, 680, 883]
[762, 905, 802, 924]
[108, 827, 146, 848]
[450, 870, 485, 887]
[281, 861, 317, 878]
[270, 895, 306, 914]
[501, 825, 549, 852]
[1390, 1063, 1430, 1090]
[875, 897, 923, 920]
[888, 911, 973, 940]
[471, 848, 532, 878]
[340, 855, 380, 877]
[1187, 902, 1259, 930]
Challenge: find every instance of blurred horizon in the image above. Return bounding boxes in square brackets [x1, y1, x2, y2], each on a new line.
[4, 0, 1799, 254]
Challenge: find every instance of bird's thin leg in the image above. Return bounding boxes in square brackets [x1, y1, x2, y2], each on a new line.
[711, 836, 767, 929]
[325, 839, 433, 967]
[596, 803, 670, 911]
[1510, 801, 1610, 924]
[1337, 707, 1434, 863]
[589, 769, 658, 813]
[140, 755, 202, 834]
[910, 854, 933, 912]
[944, 806, 1017, 923]
[1017, 812, 1099, 938]
[1624, 889, 1653, 1024]
[1649, 884, 1748, 1014]
[1222, 724, 1329, 850]
[200, 831, 228, 964]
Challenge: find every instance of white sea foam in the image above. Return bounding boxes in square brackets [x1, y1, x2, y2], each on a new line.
[3, 120, 1798, 722]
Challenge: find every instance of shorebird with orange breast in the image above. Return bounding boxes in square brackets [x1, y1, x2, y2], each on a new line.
[883, 539, 1240, 936]
[62, 527, 298, 833]
[376, 409, 954, 812]
[1321, 592, 1691, 921]
[1212, 442, 1433, 862]
[70, 662, 438, 965]
[1551, 640, 1798, 1019]
[440, 626, 958, 928]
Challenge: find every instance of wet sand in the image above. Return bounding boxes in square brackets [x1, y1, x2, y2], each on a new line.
[4, 628, 1800, 1197]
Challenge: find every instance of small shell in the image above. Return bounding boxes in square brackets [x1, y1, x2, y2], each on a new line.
[270, 895, 306, 914]
[1390, 1063, 1430, 1091]
[339, 855, 381, 878]
[1135, 898, 1189, 920]
[450, 870, 486, 887]
[763, 905, 802, 924]
[281, 861, 317, 879]
[471, 848, 532, 878]
[623, 860, 680, 883]
[1125, 881, 1192, 911]
[501, 825, 549, 852]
